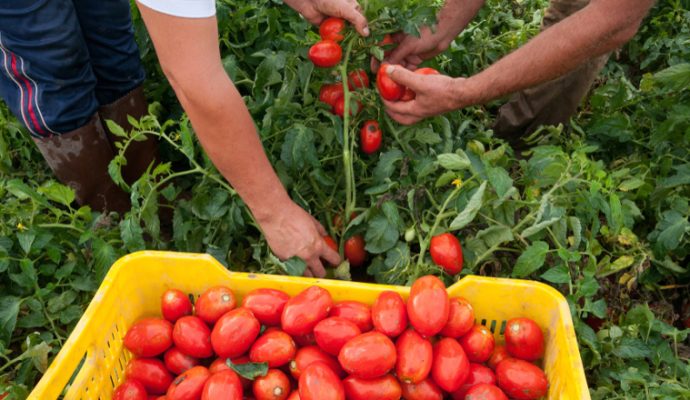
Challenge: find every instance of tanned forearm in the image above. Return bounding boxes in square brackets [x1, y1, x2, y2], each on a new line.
[456, 0, 655, 107]
[436, 0, 487, 47]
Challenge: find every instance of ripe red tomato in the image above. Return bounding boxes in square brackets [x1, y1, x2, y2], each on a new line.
[395, 329, 432, 384]
[287, 391, 301, 400]
[124, 318, 173, 358]
[319, 17, 346, 42]
[167, 366, 210, 400]
[464, 383, 508, 400]
[292, 332, 317, 347]
[323, 235, 338, 252]
[440, 297, 474, 338]
[376, 63, 404, 101]
[407, 275, 449, 337]
[289, 345, 343, 380]
[308, 40, 342, 68]
[161, 289, 193, 323]
[201, 369, 242, 400]
[380, 34, 394, 47]
[313, 317, 361, 356]
[249, 329, 297, 367]
[504, 318, 545, 361]
[113, 379, 147, 400]
[333, 96, 361, 117]
[164, 347, 199, 375]
[319, 83, 345, 107]
[253, 369, 290, 400]
[195, 286, 236, 324]
[400, 68, 440, 101]
[344, 235, 367, 267]
[372, 291, 407, 338]
[360, 121, 382, 155]
[495, 358, 548, 400]
[329, 301, 373, 332]
[172, 316, 213, 358]
[400, 378, 443, 400]
[431, 337, 470, 392]
[450, 363, 497, 399]
[429, 233, 463, 275]
[338, 331, 396, 379]
[347, 70, 370, 90]
[459, 325, 495, 363]
[125, 358, 173, 395]
[298, 361, 345, 400]
[281, 286, 333, 336]
[342, 374, 401, 400]
[241, 288, 290, 326]
[211, 307, 260, 358]
[488, 345, 509, 370]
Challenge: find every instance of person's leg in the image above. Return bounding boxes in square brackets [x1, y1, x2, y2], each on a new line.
[0, 0, 129, 212]
[492, 0, 610, 150]
[72, 0, 158, 185]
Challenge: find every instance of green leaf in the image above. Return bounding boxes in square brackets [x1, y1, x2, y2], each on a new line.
[364, 205, 400, 254]
[613, 338, 652, 359]
[449, 182, 487, 230]
[512, 241, 549, 278]
[579, 276, 599, 297]
[120, 217, 145, 252]
[373, 149, 404, 183]
[93, 239, 117, 281]
[38, 181, 75, 206]
[16, 231, 35, 255]
[280, 124, 319, 171]
[618, 177, 645, 192]
[608, 193, 623, 234]
[47, 290, 78, 313]
[105, 119, 127, 137]
[476, 225, 514, 248]
[597, 255, 635, 278]
[437, 151, 470, 171]
[414, 127, 442, 144]
[226, 359, 268, 380]
[279, 256, 307, 277]
[0, 296, 21, 345]
[651, 63, 690, 91]
[487, 166, 513, 197]
[541, 264, 571, 284]
[521, 217, 561, 238]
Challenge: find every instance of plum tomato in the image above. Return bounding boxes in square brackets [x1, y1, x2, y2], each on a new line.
[372, 290, 407, 338]
[344, 235, 367, 267]
[241, 288, 290, 326]
[440, 297, 474, 338]
[308, 40, 342, 68]
[253, 369, 291, 400]
[504, 318, 545, 361]
[281, 286, 333, 336]
[407, 275, 449, 337]
[360, 120, 382, 155]
[338, 331, 396, 379]
[495, 358, 548, 400]
[395, 329, 432, 384]
[124, 318, 173, 358]
[459, 324, 495, 363]
[195, 286, 236, 324]
[211, 308, 260, 358]
[329, 301, 372, 332]
[429, 233, 463, 275]
[172, 316, 213, 359]
[431, 337, 470, 393]
[161, 289, 193, 323]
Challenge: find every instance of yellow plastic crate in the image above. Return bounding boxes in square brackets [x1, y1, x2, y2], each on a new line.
[30, 251, 590, 399]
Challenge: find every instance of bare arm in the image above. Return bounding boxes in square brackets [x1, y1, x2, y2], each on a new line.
[136, 4, 340, 276]
[384, 0, 656, 124]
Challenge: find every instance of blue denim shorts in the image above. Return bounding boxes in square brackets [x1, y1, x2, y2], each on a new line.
[0, 0, 145, 137]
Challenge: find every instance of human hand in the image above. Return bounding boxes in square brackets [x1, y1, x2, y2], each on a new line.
[372, 26, 454, 72]
[284, 0, 370, 37]
[257, 200, 341, 278]
[382, 65, 471, 125]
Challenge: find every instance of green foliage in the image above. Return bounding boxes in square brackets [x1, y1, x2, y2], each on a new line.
[0, 0, 689, 397]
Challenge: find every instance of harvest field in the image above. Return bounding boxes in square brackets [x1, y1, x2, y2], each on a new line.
[0, 0, 689, 398]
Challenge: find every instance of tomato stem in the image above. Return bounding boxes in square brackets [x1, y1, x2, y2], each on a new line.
[339, 39, 357, 231]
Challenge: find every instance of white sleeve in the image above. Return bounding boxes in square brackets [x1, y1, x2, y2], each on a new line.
[137, 0, 216, 18]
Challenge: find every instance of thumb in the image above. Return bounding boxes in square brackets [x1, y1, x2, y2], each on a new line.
[386, 65, 421, 89]
[338, 7, 370, 37]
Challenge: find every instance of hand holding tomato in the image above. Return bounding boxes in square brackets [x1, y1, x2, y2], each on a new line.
[284, 0, 369, 37]
[382, 65, 472, 125]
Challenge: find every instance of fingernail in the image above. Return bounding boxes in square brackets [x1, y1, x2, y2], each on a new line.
[363, 26, 370, 36]
[386, 65, 395, 74]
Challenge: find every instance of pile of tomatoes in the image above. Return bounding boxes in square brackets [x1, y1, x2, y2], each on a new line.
[113, 275, 549, 400]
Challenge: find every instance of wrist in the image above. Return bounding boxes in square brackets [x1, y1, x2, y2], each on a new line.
[243, 184, 292, 224]
[451, 77, 480, 109]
